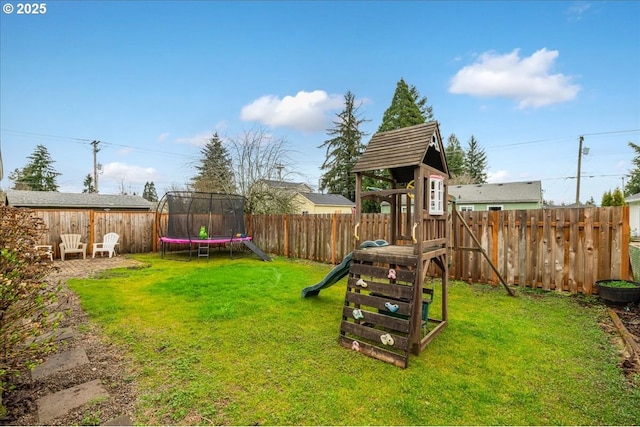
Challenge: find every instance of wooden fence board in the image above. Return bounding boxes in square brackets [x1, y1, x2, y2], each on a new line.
[23, 206, 629, 295]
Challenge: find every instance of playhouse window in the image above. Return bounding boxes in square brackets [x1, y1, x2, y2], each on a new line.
[429, 175, 444, 215]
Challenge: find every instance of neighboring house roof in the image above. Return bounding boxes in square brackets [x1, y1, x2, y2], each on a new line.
[626, 192, 640, 203]
[260, 179, 313, 191]
[451, 181, 542, 204]
[297, 192, 355, 207]
[5, 190, 153, 210]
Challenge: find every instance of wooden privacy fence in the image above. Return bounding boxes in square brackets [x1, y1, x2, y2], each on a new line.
[26, 207, 630, 295]
[451, 207, 630, 295]
[29, 209, 157, 259]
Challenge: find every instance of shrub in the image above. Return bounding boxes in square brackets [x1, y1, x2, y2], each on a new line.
[0, 206, 60, 416]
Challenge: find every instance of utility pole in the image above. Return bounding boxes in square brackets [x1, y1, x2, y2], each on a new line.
[91, 140, 100, 193]
[575, 135, 583, 206]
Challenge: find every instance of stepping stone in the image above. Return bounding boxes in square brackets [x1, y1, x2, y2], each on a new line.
[24, 327, 74, 346]
[103, 414, 133, 425]
[31, 347, 89, 380]
[37, 379, 109, 424]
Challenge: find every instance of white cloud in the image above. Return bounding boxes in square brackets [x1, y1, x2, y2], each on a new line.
[567, 2, 591, 22]
[487, 169, 534, 183]
[240, 90, 344, 132]
[101, 162, 158, 184]
[487, 170, 510, 183]
[174, 132, 211, 147]
[449, 48, 581, 109]
[157, 132, 169, 142]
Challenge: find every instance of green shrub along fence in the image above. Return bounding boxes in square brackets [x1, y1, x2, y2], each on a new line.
[25, 206, 630, 295]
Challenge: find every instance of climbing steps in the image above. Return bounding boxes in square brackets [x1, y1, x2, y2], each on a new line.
[339, 247, 423, 368]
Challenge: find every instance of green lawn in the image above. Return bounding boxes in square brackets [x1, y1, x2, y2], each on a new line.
[67, 252, 640, 425]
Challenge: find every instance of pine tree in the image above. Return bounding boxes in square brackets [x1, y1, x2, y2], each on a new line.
[445, 133, 465, 177]
[192, 133, 236, 194]
[409, 84, 434, 121]
[611, 187, 626, 206]
[142, 181, 158, 202]
[625, 141, 640, 196]
[318, 91, 368, 201]
[464, 135, 488, 184]
[8, 144, 60, 191]
[82, 174, 95, 193]
[377, 78, 432, 132]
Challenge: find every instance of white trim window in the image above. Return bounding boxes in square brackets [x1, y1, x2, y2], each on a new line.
[460, 205, 474, 212]
[429, 175, 444, 215]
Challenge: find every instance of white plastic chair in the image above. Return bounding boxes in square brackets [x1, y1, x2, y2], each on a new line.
[35, 245, 54, 261]
[59, 234, 87, 260]
[92, 232, 120, 258]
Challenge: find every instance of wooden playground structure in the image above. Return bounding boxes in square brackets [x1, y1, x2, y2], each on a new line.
[339, 122, 451, 368]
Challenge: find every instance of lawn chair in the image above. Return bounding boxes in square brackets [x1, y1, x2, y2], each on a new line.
[92, 232, 120, 258]
[35, 245, 54, 261]
[59, 234, 87, 260]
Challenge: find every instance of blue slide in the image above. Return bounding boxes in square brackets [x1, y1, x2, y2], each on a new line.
[301, 240, 388, 298]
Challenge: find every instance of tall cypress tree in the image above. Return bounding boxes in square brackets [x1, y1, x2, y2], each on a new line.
[9, 144, 60, 191]
[445, 133, 465, 177]
[378, 78, 432, 132]
[319, 91, 368, 201]
[192, 133, 236, 194]
[625, 141, 640, 196]
[464, 135, 488, 184]
[142, 181, 158, 202]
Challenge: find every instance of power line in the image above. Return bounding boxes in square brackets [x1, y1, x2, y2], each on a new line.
[1, 128, 199, 160]
[483, 128, 640, 150]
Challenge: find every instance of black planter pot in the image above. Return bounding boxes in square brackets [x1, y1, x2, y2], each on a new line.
[595, 280, 640, 305]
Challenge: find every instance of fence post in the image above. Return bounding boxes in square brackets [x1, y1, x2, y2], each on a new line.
[623, 206, 631, 280]
[284, 214, 289, 258]
[89, 210, 95, 254]
[332, 213, 337, 265]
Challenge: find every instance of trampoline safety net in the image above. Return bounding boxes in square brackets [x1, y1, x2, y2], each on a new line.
[163, 191, 246, 240]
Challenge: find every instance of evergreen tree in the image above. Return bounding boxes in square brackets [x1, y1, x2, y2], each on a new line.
[625, 141, 640, 196]
[192, 133, 236, 194]
[82, 174, 95, 193]
[610, 187, 626, 206]
[445, 133, 465, 177]
[602, 188, 626, 206]
[377, 78, 431, 132]
[8, 144, 60, 191]
[463, 135, 488, 184]
[362, 79, 434, 212]
[409, 84, 434, 121]
[318, 91, 368, 201]
[142, 181, 158, 202]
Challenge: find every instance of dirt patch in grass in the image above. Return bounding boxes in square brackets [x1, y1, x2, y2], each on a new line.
[2, 284, 138, 426]
[2, 259, 141, 426]
[606, 302, 640, 382]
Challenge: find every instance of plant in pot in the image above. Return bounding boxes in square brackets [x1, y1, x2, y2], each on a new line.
[595, 279, 640, 305]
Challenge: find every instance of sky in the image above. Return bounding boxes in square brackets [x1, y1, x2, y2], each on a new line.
[1, 0, 639, 205]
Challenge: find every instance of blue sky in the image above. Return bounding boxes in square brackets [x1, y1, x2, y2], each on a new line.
[1, 0, 639, 205]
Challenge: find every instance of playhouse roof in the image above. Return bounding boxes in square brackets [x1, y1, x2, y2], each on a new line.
[352, 121, 448, 175]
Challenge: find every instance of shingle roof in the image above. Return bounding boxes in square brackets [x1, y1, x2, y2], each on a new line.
[352, 122, 447, 174]
[5, 190, 153, 210]
[451, 181, 542, 204]
[626, 192, 640, 203]
[261, 180, 312, 190]
[298, 192, 355, 206]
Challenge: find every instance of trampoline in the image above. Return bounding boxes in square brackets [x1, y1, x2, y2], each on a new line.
[156, 191, 270, 261]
